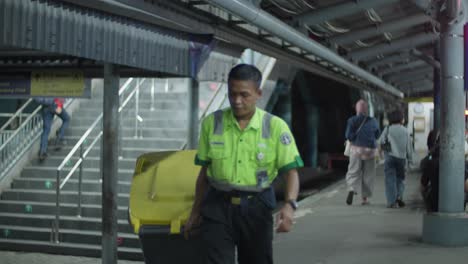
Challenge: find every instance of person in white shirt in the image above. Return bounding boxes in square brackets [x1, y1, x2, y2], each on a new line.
[378, 110, 413, 208]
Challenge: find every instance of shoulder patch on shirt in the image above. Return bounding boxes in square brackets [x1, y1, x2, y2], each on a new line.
[280, 132, 292, 145]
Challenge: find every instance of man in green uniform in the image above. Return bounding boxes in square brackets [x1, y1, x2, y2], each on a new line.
[185, 64, 303, 264]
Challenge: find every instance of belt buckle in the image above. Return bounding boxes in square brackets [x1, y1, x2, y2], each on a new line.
[230, 197, 241, 205]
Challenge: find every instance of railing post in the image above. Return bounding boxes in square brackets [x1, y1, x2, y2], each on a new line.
[118, 111, 123, 159]
[53, 170, 60, 243]
[150, 78, 155, 111]
[135, 78, 140, 138]
[77, 145, 83, 217]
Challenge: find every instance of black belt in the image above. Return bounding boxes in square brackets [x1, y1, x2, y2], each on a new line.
[218, 190, 255, 205]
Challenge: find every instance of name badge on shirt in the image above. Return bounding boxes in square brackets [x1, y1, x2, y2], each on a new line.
[256, 170, 269, 189]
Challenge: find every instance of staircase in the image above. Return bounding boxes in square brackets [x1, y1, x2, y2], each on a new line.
[0, 78, 188, 260]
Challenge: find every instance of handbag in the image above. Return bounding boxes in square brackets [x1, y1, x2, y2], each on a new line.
[381, 126, 392, 152]
[344, 117, 368, 157]
[344, 140, 351, 156]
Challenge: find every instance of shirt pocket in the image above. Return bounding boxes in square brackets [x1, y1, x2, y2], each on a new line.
[207, 147, 230, 178]
[250, 151, 275, 169]
[250, 151, 276, 185]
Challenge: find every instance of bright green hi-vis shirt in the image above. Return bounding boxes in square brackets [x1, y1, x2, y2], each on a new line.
[195, 107, 304, 192]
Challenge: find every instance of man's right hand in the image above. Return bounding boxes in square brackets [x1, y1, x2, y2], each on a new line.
[184, 210, 201, 240]
[56, 107, 63, 114]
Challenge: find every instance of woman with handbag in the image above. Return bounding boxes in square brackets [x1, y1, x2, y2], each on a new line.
[379, 110, 413, 208]
[344, 100, 380, 205]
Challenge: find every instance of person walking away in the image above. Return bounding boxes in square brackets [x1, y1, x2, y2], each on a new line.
[34, 97, 69, 161]
[379, 110, 413, 208]
[344, 99, 379, 205]
[184, 64, 303, 264]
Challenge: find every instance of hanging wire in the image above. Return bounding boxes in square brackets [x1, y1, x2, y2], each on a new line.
[430, 19, 440, 34]
[305, 24, 328, 37]
[366, 8, 382, 23]
[267, 0, 298, 14]
[311, 24, 335, 37]
[323, 21, 350, 33]
[383, 32, 393, 42]
[289, 0, 304, 9]
[355, 40, 372, 47]
[299, 0, 316, 10]
[355, 39, 381, 47]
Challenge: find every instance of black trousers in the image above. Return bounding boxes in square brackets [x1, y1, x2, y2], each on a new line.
[200, 190, 274, 264]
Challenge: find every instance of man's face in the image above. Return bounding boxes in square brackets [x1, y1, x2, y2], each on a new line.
[228, 79, 262, 119]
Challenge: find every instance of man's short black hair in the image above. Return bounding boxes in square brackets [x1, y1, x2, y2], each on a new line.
[228, 64, 262, 89]
[388, 110, 404, 125]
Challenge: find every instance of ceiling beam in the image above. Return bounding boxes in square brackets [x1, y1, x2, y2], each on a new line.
[331, 14, 432, 46]
[294, 0, 399, 26]
[348, 33, 438, 61]
[380, 60, 427, 76]
[366, 52, 410, 69]
[205, 0, 403, 97]
[394, 74, 433, 86]
[400, 82, 434, 93]
[387, 68, 433, 83]
[410, 48, 441, 69]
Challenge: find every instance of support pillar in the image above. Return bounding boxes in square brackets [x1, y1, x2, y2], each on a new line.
[422, 0, 468, 246]
[102, 63, 120, 263]
[187, 78, 199, 149]
[433, 41, 441, 131]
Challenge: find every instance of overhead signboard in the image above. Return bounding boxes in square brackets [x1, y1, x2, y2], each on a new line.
[0, 73, 31, 97]
[0, 70, 90, 98]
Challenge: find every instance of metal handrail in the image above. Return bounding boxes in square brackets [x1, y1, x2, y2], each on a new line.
[0, 98, 34, 132]
[51, 78, 144, 243]
[199, 83, 224, 121]
[0, 99, 74, 182]
[0, 105, 42, 181]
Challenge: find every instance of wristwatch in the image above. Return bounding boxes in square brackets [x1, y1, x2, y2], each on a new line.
[287, 199, 298, 211]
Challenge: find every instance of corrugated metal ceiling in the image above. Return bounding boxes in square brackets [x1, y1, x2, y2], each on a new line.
[0, 0, 214, 77]
[258, 0, 437, 96]
[0, 0, 439, 97]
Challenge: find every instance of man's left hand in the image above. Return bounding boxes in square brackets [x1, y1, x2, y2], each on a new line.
[275, 203, 294, 233]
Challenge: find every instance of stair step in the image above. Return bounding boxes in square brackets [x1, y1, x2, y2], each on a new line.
[79, 100, 187, 110]
[71, 117, 188, 128]
[0, 225, 140, 248]
[11, 178, 131, 193]
[78, 109, 186, 119]
[65, 127, 187, 138]
[0, 80, 190, 260]
[21, 166, 134, 181]
[30, 156, 136, 170]
[0, 200, 129, 219]
[0, 213, 133, 233]
[0, 238, 143, 260]
[62, 136, 185, 149]
[51, 146, 172, 160]
[1, 189, 129, 205]
[92, 91, 188, 100]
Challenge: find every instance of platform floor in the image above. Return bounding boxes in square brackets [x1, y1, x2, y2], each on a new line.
[1, 165, 468, 264]
[273, 165, 468, 264]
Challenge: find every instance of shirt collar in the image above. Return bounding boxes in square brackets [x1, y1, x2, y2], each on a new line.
[226, 108, 261, 131]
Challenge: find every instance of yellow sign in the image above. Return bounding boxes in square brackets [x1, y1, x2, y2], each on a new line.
[404, 97, 433, 103]
[30, 70, 84, 97]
